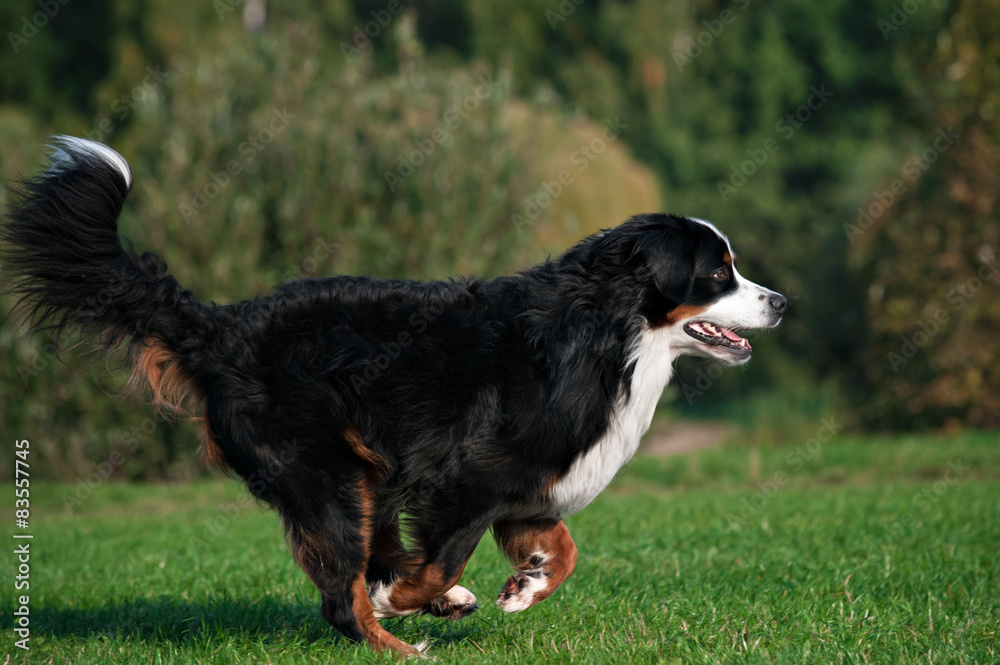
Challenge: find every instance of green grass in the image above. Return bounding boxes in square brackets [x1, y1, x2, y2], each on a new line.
[2, 430, 998, 664]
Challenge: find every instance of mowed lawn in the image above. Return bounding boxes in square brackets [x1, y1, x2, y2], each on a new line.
[2, 431, 998, 664]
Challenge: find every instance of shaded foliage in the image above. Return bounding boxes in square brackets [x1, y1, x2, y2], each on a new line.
[848, 0, 1000, 428]
[1, 0, 996, 480]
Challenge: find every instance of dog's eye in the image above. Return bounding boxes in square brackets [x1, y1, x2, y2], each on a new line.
[712, 267, 728, 280]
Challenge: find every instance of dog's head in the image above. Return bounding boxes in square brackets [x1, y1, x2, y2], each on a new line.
[626, 214, 786, 365]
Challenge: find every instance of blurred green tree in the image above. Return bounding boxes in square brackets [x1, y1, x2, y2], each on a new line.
[0, 0, 117, 123]
[2, 0, 996, 482]
[423, 0, 950, 405]
[2, 11, 657, 479]
[848, 0, 1000, 428]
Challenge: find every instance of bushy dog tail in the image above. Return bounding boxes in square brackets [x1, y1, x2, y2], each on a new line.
[1, 137, 216, 421]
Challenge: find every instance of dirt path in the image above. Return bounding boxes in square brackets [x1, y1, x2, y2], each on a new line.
[639, 422, 735, 457]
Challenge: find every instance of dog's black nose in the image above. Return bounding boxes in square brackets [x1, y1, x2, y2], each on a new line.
[769, 294, 787, 313]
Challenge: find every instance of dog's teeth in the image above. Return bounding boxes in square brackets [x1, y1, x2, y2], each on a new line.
[704, 324, 717, 335]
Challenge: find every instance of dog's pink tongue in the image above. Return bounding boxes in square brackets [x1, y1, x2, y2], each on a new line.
[720, 327, 750, 348]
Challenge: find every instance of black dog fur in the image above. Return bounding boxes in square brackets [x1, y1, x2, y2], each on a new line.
[1, 137, 785, 655]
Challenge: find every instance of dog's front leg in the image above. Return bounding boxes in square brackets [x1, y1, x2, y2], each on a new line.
[492, 517, 578, 612]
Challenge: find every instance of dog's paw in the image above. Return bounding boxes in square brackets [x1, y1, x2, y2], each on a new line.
[422, 584, 479, 620]
[409, 639, 436, 660]
[496, 570, 548, 613]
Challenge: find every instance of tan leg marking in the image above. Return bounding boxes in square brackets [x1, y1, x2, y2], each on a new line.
[493, 518, 578, 612]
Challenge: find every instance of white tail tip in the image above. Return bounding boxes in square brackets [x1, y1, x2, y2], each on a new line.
[48, 135, 133, 190]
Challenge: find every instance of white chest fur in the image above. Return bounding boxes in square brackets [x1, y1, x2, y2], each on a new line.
[547, 329, 675, 516]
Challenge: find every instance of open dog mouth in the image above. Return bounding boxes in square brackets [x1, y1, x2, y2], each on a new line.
[684, 322, 752, 357]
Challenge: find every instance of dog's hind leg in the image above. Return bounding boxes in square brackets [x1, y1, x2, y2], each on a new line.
[366, 517, 413, 587]
[367, 516, 490, 621]
[284, 471, 421, 657]
[492, 517, 578, 612]
[367, 517, 479, 621]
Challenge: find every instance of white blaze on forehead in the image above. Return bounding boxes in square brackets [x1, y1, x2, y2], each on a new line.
[689, 217, 731, 248]
[683, 216, 782, 330]
[696, 264, 783, 330]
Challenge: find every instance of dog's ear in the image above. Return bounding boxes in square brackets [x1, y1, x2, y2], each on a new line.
[635, 228, 697, 306]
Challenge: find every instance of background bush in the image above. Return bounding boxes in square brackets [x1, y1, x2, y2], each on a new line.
[1, 0, 997, 480]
